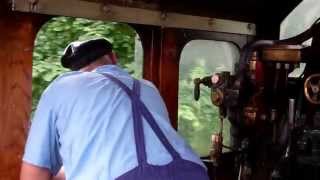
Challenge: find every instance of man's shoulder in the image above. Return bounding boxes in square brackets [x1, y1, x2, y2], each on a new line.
[44, 71, 99, 94]
[47, 71, 158, 95]
[139, 79, 157, 90]
[51, 71, 102, 86]
[53, 71, 84, 82]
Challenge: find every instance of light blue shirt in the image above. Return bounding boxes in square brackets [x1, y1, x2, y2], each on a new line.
[23, 65, 205, 179]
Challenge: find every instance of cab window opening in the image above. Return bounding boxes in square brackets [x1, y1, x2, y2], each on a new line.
[32, 16, 143, 113]
[281, 0, 320, 78]
[177, 39, 240, 156]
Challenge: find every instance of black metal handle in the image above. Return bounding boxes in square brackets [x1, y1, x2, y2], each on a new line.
[193, 76, 213, 101]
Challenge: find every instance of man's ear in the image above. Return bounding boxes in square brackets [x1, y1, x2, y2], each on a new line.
[109, 52, 118, 64]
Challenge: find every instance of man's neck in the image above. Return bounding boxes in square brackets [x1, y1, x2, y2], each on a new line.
[80, 63, 115, 72]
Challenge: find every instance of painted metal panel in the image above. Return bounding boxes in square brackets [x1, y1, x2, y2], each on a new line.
[13, 0, 256, 35]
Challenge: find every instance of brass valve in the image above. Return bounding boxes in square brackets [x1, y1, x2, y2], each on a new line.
[304, 74, 320, 105]
[194, 72, 231, 107]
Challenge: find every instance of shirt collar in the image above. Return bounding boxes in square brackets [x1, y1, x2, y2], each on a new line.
[93, 65, 130, 77]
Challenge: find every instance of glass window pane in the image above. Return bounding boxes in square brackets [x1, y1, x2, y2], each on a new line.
[281, 0, 320, 41]
[281, 0, 320, 77]
[178, 40, 240, 156]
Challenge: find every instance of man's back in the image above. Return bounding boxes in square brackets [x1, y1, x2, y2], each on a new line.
[23, 65, 205, 179]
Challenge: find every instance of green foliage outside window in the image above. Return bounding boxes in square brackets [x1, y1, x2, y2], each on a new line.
[178, 41, 238, 156]
[178, 64, 232, 156]
[32, 17, 138, 112]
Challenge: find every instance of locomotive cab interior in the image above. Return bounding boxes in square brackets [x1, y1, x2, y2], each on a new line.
[1, 0, 320, 179]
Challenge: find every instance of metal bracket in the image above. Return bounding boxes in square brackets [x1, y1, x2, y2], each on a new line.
[10, 0, 16, 11]
[28, 0, 39, 12]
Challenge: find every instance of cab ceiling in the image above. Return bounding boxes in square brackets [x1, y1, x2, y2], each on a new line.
[11, 0, 302, 36]
[85, 0, 302, 23]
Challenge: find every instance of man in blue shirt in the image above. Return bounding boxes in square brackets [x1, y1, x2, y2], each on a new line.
[20, 38, 206, 180]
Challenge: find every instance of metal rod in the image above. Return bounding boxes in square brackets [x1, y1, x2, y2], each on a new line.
[238, 164, 243, 180]
[288, 99, 295, 129]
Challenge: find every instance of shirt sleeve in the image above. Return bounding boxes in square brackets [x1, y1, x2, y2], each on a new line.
[23, 90, 62, 175]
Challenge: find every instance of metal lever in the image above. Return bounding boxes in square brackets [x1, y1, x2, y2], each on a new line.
[193, 76, 212, 101]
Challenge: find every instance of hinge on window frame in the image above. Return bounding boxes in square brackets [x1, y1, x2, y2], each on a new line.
[10, 0, 16, 11]
[27, 0, 39, 12]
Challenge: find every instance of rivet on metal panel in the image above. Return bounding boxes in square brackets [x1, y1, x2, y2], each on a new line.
[160, 11, 168, 28]
[102, 4, 112, 14]
[160, 11, 167, 21]
[247, 23, 255, 32]
[28, 0, 39, 12]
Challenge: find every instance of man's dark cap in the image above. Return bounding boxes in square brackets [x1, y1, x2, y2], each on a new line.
[61, 38, 113, 70]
